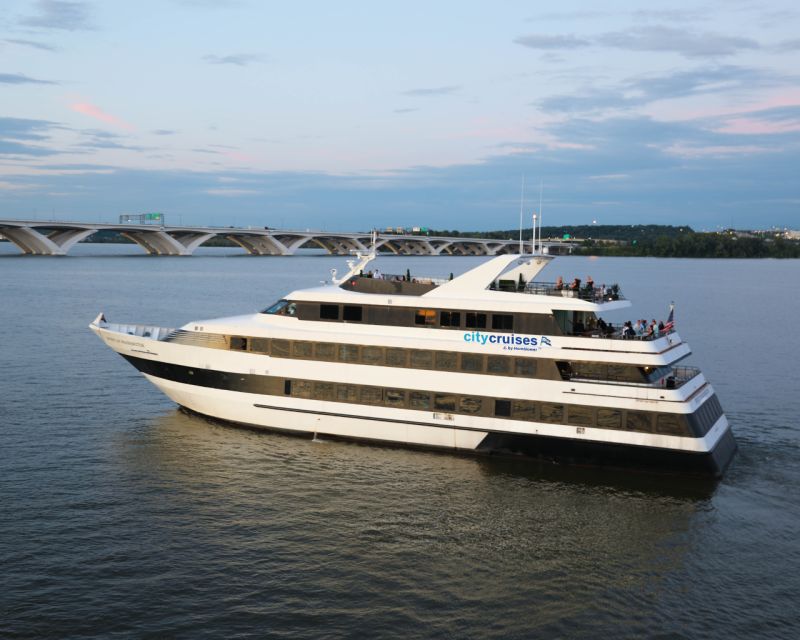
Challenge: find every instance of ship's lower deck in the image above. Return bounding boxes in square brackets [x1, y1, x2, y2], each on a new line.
[135, 361, 736, 477]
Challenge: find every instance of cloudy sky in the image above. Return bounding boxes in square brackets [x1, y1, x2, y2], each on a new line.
[1, 0, 799, 230]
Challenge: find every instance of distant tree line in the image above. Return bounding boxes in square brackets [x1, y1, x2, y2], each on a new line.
[428, 225, 800, 259]
[575, 233, 800, 258]
[428, 224, 692, 242]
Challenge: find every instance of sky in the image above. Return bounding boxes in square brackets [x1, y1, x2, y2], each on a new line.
[1, 0, 799, 231]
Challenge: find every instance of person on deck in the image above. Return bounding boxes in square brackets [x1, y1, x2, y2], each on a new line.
[555, 276, 564, 290]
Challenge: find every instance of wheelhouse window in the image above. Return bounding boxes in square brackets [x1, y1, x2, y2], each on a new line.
[320, 304, 339, 320]
[343, 305, 363, 322]
[491, 314, 514, 331]
[262, 299, 289, 314]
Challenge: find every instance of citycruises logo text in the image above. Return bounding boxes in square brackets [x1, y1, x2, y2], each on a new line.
[463, 332, 552, 352]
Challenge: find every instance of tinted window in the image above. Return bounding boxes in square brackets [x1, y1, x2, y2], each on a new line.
[250, 337, 270, 353]
[292, 341, 312, 357]
[495, 399, 511, 417]
[343, 306, 363, 322]
[415, 309, 436, 325]
[313, 382, 334, 401]
[515, 358, 538, 377]
[336, 384, 358, 402]
[410, 350, 434, 369]
[434, 394, 457, 412]
[386, 348, 408, 367]
[262, 299, 288, 314]
[487, 356, 510, 374]
[361, 346, 385, 365]
[292, 380, 313, 398]
[656, 414, 685, 436]
[567, 405, 594, 426]
[360, 387, 383, 405]
[540, 403, 564, 423]
[460, 353, 484, 372]
[466, 312, 487, 329]
[512, 400, 537, 421]
[230, 336, 248, 351]
[315, 343, 336, 361]
[271, 339, 290, 357]
[626, 411, 652, 432]
[440, 311, 461, 327]
[409, 391, 431, 410]
[459, 396, 482, 415]
[435, 351, 458, 371]
[384, 389, 406, 407]
[320, 304, 339, 320]
[492, 314, 514, 331]
[597, 409, 622, 429]
[338, 344, 360, 362]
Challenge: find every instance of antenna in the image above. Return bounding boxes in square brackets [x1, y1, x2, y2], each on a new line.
[519, 176, 525, 254]
[532, 211, 538, 254]
[538, 181, 543, 253]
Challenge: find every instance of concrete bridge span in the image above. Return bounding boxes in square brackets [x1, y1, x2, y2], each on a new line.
[0, 219, 574, 256]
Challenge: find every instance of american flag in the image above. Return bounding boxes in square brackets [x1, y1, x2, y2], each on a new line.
[663, 302, 675, 331]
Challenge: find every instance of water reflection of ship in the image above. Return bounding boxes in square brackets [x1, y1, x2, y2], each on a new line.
[128, 407, 718, 505]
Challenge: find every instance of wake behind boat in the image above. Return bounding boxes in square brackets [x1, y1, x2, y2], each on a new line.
[89, 237, 737, 477]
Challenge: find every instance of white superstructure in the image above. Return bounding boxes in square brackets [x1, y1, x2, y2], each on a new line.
[90, 248, 737, 476]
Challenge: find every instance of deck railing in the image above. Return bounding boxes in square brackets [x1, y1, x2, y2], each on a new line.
[369, 273, 450, 285]
[570, 365, 701, 389]
[521, 281, 625, 302]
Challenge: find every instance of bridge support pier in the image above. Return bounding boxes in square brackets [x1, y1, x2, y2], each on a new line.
[0, 226, 96, 255]
[121, 230, 215, 255]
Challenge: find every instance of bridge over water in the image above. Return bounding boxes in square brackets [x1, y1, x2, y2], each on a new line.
[0, 218, 575, 256]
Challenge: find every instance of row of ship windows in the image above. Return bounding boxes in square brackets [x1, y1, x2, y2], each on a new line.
[228, 335, 669, 383]
[281, 378, 722, 438]
[265, 298, 523, 331]
[321, 304, 512, 329]
[230, 336, 540, 376]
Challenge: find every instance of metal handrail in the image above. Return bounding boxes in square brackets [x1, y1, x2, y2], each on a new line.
[362, 273, 450, 285]
[523, 281, 625, 302]
[569, 365, 701, 389]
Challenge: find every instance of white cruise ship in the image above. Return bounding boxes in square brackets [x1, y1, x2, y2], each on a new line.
[89, 242, 737, 476]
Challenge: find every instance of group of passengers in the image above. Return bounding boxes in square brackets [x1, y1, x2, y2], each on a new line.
[555, 275, 607, 300]
[575, 315, 615, 337]
[620, 318, 667, 339]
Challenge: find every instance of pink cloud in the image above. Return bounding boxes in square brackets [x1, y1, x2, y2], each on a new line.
[662, 142, 774, 158]
[715, 117, 800, 135]
[71, 102, 134, 130]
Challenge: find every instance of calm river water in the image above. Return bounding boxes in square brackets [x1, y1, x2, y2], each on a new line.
[1, 243, 799, 639]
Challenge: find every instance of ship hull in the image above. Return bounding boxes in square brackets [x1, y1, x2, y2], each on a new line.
[131, 356, 736, 477]
[91, 322, 737, 478]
